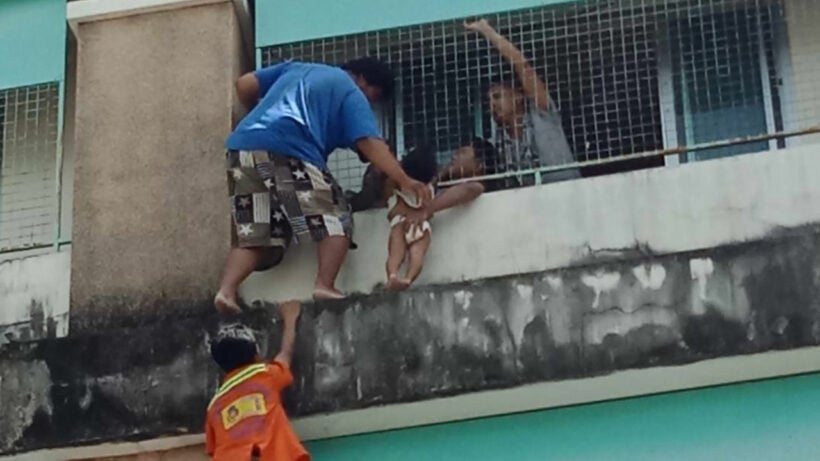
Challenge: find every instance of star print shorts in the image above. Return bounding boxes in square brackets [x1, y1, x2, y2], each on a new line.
[226, 150, 353, 258]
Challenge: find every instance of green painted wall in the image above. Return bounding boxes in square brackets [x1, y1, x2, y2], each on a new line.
[0, 0, 66, 90]
[256, 0, 576, 46]
[308, 373, 820, 460]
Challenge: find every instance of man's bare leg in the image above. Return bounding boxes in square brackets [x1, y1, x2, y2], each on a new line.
[403, 233, 431, 287]
[313, 235, 350, 300]
[215, 247, 263, 314]
[386, 225, 409, 291]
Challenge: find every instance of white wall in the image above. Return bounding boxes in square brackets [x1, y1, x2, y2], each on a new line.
[0, 248, 70, 344]
[242, 144, 820, 304]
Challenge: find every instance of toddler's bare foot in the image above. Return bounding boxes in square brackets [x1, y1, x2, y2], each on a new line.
[387, 274, 410, 291]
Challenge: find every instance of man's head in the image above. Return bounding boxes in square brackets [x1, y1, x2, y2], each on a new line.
[400, 144, 438, 184]
[451, 137, 499, 177]
[342, 57, 395, 103]
[487, 83, 525, 126]
[210, 323, 260, 373]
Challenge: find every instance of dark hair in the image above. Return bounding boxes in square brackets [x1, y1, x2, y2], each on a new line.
[341, 57, 395, 100]
[401, 143, 438, 183]
[210, 326, 258, 373]
[469, 137, 500, 174]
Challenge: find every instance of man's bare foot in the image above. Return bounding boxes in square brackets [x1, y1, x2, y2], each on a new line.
[387, 274, 410, 291]
[214, 291, 242, 314]
[312, 286, 345, 301]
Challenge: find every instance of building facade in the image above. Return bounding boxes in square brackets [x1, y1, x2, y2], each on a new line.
[1, 0, 820, 459]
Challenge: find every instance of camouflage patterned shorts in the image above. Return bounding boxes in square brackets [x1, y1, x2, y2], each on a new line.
[226, 150, 353, 257]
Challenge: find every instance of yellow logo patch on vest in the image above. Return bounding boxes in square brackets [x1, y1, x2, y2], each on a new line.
[220, 393, 267, 430]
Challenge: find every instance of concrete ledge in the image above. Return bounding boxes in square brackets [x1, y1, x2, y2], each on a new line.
[0, 434, 204, 461]
[67, 0, 224, 25]
[67, 0, 253, 58]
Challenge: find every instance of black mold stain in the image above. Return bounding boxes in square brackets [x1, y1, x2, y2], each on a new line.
[29, 301, 45, 337]
[682, 307, 749, 357]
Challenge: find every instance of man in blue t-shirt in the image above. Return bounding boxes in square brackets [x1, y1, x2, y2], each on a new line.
[215, 58, 431, 314]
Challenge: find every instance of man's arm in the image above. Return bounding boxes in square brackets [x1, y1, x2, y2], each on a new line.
[356, 138, 432, 207]
[235, 72, 260, 112]
[466, 19, 551, 111]
[273, 301, 300, 367]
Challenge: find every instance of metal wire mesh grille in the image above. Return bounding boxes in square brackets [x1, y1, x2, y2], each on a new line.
[0, 83, 60, 251]
[261, 0, 820, 191]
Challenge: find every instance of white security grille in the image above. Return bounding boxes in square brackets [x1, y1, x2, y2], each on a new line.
[0, 83, 61, 251]
[261, 0, 820, 191]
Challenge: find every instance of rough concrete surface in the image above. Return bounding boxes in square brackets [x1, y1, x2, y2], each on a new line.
[0, 251, 71, 345]
[79, 446, 208, 461]
[70, 1, 241, 322]
[3, 229, 820, 454]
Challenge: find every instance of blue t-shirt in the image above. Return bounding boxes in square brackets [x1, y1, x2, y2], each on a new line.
[225, 61, 382, 169]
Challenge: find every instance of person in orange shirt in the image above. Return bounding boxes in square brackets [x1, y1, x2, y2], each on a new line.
[206, 301, 309, 461]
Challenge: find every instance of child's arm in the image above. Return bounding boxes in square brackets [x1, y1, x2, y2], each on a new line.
[273, 301, 301, 367]
[429, 182, 484, 214]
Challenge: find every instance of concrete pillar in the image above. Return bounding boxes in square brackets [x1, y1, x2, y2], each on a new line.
[70, 0, 249, 325]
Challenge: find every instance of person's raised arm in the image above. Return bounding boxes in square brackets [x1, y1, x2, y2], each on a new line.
[465, 19, 551, 111]
[273, 301, 301, 367]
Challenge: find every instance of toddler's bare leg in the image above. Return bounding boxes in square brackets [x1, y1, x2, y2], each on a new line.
[403, 232, 431, 286]
[387, 225, 410, 290]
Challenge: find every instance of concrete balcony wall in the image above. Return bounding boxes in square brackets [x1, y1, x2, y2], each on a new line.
[243, 143, 820, 303]
[4, 145, 820, 455]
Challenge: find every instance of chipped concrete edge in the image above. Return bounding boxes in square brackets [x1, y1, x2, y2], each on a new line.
[8, 346, 820, 460]
[66, 0, 245, 33]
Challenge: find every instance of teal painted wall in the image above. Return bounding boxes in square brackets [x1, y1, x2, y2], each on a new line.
[308, 373, 820, 460]
[0, 0, 66, 90]
[257, 0, 576, 46]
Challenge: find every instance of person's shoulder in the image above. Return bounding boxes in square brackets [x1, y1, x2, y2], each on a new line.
[306, 64, 357, 90]
[267, 360, 293, 379]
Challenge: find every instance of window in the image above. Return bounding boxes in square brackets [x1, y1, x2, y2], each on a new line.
[0, 83, 61, 252]
[660, 2, 786, 161]
[260, 0, 815, 192]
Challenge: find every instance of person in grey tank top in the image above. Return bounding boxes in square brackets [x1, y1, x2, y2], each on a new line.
[465, 19, 580, 185]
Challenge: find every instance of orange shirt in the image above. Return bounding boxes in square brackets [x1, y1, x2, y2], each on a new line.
[205, 361, 309, 461]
